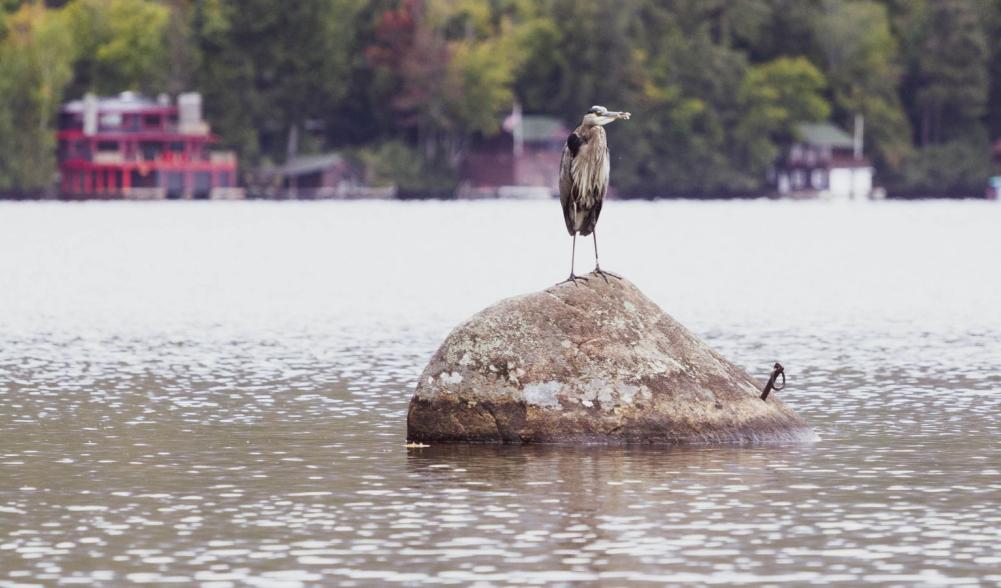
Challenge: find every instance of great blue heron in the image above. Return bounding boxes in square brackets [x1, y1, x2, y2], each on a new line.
[559, 105, 631, 283]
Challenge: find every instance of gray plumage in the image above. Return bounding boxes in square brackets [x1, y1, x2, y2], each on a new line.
[559, 121, 609, 237]
[556, 105, 630, 283]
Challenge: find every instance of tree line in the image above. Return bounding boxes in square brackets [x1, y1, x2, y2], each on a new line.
[2, 0, 1000, 197]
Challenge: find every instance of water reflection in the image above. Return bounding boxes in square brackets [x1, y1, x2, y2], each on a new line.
[1, 201, 1000, 586]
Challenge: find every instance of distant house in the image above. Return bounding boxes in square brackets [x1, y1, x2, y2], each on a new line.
[57, 91, 242, 200]
[770, 122, 873, 199]
[264, 152, 374, 199]
[459, 111, 569, 199]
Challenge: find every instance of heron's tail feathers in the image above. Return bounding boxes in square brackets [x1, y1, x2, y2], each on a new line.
[573, 207, 590, 234]
[576, 200, 603, 236]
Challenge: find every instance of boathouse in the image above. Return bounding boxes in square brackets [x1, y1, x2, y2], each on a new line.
[769, 122, 873, 199]
[263, 152, 388, 199]
[458, 108, 569, 199]
[57, 92, 242, 199]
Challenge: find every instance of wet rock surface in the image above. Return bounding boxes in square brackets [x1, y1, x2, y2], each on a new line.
[407, 273, 815, 444]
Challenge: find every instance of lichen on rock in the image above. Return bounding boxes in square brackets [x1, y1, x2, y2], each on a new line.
[406, 272, 816, 444]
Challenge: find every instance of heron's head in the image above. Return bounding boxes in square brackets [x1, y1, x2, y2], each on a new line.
[582, 105, 631, 127]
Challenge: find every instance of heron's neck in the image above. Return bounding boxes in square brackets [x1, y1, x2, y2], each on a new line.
[578, 124, 605, 140]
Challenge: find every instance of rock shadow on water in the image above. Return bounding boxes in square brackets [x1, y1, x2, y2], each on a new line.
[407, 272, 817, 445]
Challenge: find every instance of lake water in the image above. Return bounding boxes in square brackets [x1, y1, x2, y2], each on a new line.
[1, 199, 999, 586]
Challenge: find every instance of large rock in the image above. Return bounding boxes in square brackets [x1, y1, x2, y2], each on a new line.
[407, 273, 815, 444]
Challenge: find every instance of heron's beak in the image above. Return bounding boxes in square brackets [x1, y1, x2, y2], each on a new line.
[597, 111, 631, 125]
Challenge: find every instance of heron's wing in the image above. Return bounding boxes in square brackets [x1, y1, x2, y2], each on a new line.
[566, 132, 584, 157]
[580, 198, 603, 237]
[579, 145, 609, 236]
[559, 132, 583, 235]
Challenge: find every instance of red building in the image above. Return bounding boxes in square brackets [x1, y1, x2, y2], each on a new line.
[57, 92, 242, 199]
[458, 110, 569, 199]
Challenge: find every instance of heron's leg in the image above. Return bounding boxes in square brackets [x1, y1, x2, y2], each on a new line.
[558, 233, 588, 285]
[591, 227, 621, 282]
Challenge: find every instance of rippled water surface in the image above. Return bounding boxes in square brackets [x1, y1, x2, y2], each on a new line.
[1, 200, 1000, 586]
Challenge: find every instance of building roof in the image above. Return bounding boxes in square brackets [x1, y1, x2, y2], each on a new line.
[278, 153, 348, 177]
[521, 116, 567, 142]
[796, 122, 855, 149]
[62, 91, 171, 114]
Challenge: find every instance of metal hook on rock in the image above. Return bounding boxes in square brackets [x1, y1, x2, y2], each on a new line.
[760, 362, 785, 401]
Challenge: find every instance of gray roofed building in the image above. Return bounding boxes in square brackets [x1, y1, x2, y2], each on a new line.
[770, 120, 874, 199]
[278, 153, 348, 178]
[267, 152, 362, 199]
[795, 122, 856, 149]
[263, 152, 392, 199]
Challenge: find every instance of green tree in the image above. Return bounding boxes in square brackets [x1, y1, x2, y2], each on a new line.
[908, 0, 990, 145]
[983, 0, 1001, 141]
[2, 0, 998, 199]
[879, 0, 994, 193]
[365, 0, 535, 190]
[510, 0, 829, 196]
[632, 15, 751, 194]
[62, 0, 170, 96]
[518, 0, 642, 122]
[0, 3, 75, 195]
[318, 0, 398, 147]
[814, 0, 912, 172]
[733, 56, 830, 177]
[746, 0, 823, 61]
[163, 0, 198, 95]
[895, 137, 995, 196]
[194, 0, 363, 167]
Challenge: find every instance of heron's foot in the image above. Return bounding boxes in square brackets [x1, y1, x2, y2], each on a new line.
[592, 267, 621, 282]
[558, 273, 589, 286]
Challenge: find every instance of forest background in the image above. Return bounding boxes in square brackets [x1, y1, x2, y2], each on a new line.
[1, 0, 1000, 197]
